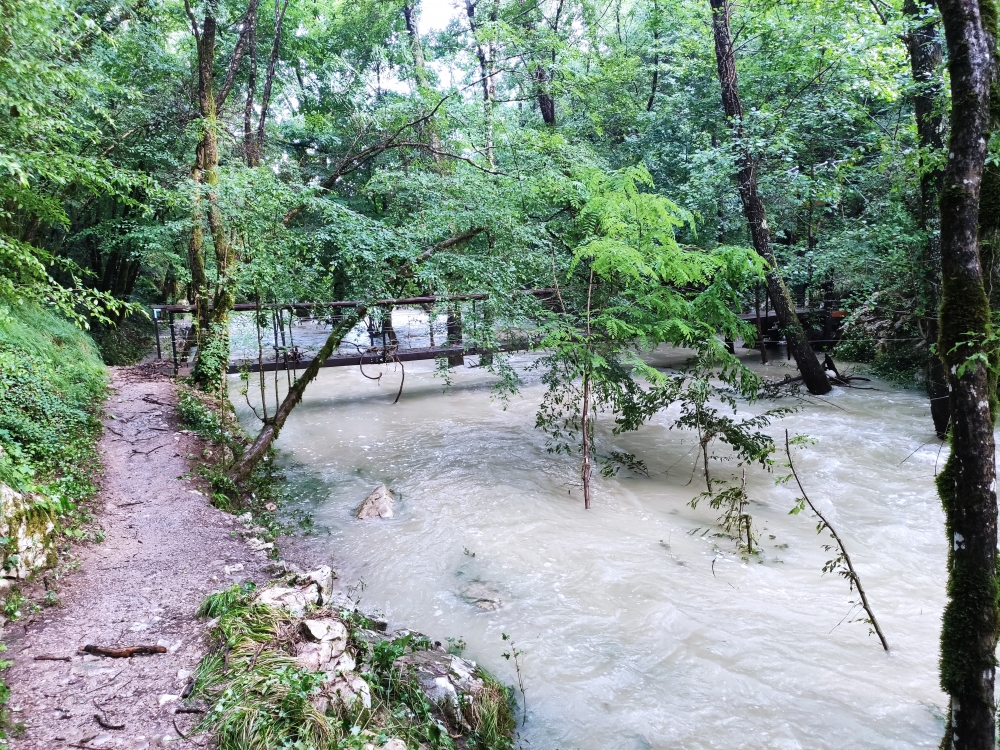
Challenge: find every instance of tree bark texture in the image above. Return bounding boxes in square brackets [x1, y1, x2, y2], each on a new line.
[190, 9, 232, 391]
[904, 0, 951, 437]
[229, 310, 364, 484]
[708, 0, 831, 395]
[933, 1, 998, 748]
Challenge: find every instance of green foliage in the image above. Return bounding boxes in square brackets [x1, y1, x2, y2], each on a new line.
[91, 314, 154, 366]
[0, 297, 105, 504]
[192, 585, 515, 750]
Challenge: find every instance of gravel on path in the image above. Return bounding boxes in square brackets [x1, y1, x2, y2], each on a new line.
[6, 366, 273, 750]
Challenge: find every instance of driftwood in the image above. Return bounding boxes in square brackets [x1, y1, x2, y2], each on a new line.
[80, 644, 167, 658]
[784, 430, 889, 651]
[759, 358, 872, 399]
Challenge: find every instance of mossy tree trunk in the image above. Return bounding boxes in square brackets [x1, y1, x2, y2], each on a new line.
[190, 9, 228, 390]
[708, 0, 831, 395]
[934, 1, 998, 747]
[187, 0, 259, 391]
[904, 0, 951, 437]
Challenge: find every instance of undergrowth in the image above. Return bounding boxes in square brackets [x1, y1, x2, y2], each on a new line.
[90, 313, 154, 366]
[191, 584, 516, 750]
[175, 386, 282, 536]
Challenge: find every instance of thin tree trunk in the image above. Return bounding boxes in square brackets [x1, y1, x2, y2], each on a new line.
[904, 0, 950, 438]
[403, 1, 444, 163]
[464, 0, 499, 165]
[254, 0, 289, 160]
[404, 3, 429, 87]
[708, 0, 830, 395]
[243, 5, 258, 166]
[933, 0, 998, 747]
[446, 306, 465, 366]
[581, 368, 591, 509]
[581, 269, 594, 509]
[646, 0, 660, 112]
[229, 310, 364, 484]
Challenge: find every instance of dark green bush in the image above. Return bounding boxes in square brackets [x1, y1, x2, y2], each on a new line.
[0, 298, 106, 497]
[91, 313, 154, 366]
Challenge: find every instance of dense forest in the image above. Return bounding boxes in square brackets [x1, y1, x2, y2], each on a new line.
[3, 0, 1000, 747]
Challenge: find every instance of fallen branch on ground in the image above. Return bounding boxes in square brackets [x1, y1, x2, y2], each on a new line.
[34, 654, 71, 662]
[93, 714, 125, 730]
[80, 644, 167, 658]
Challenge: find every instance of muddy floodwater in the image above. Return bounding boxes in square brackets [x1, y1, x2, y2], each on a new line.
[231, 319, 950, 749]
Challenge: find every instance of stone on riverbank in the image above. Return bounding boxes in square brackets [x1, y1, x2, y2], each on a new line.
[355, 484, 394, 519]
[393, 648, 485, 733]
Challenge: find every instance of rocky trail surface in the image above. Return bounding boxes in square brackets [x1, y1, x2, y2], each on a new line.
[5, 366, 273, 749]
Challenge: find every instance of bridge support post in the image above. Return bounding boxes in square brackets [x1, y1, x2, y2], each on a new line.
[168, 311, 178, 374]
[447, 306, 464, 367]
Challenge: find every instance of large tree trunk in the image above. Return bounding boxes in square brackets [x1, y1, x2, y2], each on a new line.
[190, 0, 264, 390]
[190, 10, 229, 390]
[933, 1, 998, 748]
[708, 0, 830, 395]
[228, 310, 363, 484]
[904, 0, 951, 438]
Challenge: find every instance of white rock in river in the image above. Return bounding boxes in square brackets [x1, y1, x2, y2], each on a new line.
[355, 485, 394, 519]
[460, 581, 502, 611]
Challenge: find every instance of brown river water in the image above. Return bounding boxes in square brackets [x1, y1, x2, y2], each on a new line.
[230, 310, 949, 749]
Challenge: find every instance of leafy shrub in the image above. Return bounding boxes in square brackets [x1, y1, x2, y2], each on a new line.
[0, 297, 106, 497]
[91, 314, 154, 366]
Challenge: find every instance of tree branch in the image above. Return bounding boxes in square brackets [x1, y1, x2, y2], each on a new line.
[215, 0, 261, 110]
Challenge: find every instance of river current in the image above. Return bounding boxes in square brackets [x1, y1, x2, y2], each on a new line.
[230, 319, 948, 749]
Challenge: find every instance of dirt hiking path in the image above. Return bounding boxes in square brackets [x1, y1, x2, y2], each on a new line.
[6, 366, 272, 749]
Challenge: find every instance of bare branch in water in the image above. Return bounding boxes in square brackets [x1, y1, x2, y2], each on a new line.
[784, 430, 888, 651]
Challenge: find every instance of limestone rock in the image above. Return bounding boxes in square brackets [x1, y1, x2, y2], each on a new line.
[355, 485, 394, 520]
[295, 640, 336, 672]
[460, 581, 502, 611]
[334, 650, 356, 673]
[301, 618, 348, 651]
[0, 483, 58, 578]
[305, 566, 335, 604]
[257, 584, 319, 616]
[394, 649, 484, 733]
[380, 740, 407, 750]
[326, 672, 372, 711]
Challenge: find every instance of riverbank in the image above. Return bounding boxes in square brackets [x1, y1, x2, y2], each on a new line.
[4, 365, 516, 750]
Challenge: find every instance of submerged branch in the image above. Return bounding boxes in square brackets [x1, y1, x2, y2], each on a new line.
[784, 430, 888, 651]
